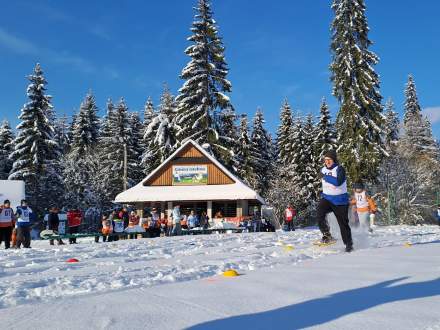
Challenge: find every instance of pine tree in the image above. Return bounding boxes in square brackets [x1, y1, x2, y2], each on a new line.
[70, 92, 100, 158]
[91, 99, 117, 208]
[402, 75, 439, 158]
[233, 115, 254, 185]
[314, 98, 337, 162]
[219, 107, 238, 170]
[301, 114, 318, 201]
[383, 98, 400, 150]
[175, 0, 233, 164]
[127, 111, 144, 185]
[403, 75, 421, 125]
[142, 87, 177, 175]
[97, 98, 137, 201]
[0, 120, 15, 179]
[9, 63, 58, 209]
[276, 99, 293, 167]
[290, 114, 304, 198]
[53, 114, 71, 155]
[249, 109, 272, 196]
[330, 0, 385, 183]
[379, 77, 440, 225]
[143, 96, 155, 128]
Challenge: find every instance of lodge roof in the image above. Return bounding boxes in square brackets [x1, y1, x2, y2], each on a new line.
[114, 139, 265, 204]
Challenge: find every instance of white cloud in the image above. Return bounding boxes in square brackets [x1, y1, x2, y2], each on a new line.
[0, 28, 39, 55]
[0, 27, 96, 73]
[423, 107, 440, 124]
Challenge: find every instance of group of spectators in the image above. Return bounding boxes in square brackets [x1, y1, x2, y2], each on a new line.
[95, 204, 275, 242]
[0, 199, 35, 249]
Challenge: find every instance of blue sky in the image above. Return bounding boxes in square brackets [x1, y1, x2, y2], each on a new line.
[0, 0, 439, 139]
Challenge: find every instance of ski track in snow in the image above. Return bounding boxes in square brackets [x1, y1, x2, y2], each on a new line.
[0, 225, 439, 309]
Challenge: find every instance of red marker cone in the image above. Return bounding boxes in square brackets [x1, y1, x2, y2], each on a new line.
[67, 258, 79, 263]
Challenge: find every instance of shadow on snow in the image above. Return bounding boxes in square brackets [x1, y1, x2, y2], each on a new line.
[188, 277, 440, 330]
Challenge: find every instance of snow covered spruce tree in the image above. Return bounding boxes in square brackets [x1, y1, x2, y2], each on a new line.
[266, 100, 295, 223]
[302, 114, 318, 201]
[276, 99, 293, 168]
[70, 92, 100, 158]
[384, 77, 440, 224]
[313, 98, 338, 194]
[9, 63, 59, 210]
[233, 115, 254, 185]
[143, 97, 155, 130]
[98, 98, 138, 202]
[330, 0, 385, 183]
[314, 98, 337, 165]
[142, 85, 177, 175]
[0, 120, 15, 179]
[401, 75, 439, 158]
[53, 114, 71, 155]
[92, 99, 117, 208]
[127, 111, 144, 185]
[377, 98, 401, 224]
[63, 92, 101, 208]
[383, 99, 400, 150]
[175, 0, 234, 165]
[249, 109, 273, 197]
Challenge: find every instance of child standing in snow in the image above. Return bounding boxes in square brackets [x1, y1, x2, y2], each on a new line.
[284, 204, 296, 231]
[100, 214, 113, 242]
[351, 183, 377, 232]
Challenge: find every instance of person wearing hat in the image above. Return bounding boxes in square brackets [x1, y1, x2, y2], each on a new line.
[350, 182, 377, 232]
[316, 150, 353, 252]
[0, 199, 15, 249]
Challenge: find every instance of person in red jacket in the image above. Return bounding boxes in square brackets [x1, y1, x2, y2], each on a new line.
[284, 204, 296, 231]
[67, 209, 82, 244]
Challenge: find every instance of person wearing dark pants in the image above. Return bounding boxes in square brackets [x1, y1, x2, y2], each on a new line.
[15, 200, 33, 249]
[0, 200, 15, 249]
[316, 150, 353, 252]
[69, 225, 79, 244]
[48, 207, 64, 246]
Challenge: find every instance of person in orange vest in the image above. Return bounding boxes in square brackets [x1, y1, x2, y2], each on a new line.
[101, 213, 113, 242]
[284, 204, 296, 231]
[351, 183, 377, 233]
[0, 200, 15, 249]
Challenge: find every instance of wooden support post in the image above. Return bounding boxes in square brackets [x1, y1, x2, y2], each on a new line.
[167, 201, 173, 219]
[160, 202, 165, 219]
[207, 201, 212, 221]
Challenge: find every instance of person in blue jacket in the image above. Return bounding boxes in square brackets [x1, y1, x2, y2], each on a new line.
[316, 150, 353, 252]
[15, 199, 34, 248]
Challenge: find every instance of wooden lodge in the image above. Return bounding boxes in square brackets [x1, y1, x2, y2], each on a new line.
[115, 139, 265, 224]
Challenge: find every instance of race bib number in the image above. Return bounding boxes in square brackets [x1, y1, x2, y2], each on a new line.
[114, 220, 124, 233]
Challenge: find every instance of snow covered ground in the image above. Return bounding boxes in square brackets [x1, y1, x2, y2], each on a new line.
[0, 225, 439, 329]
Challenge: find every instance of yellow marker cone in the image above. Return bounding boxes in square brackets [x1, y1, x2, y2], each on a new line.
[223, 269, 239, 277]
[284, 245, 294, 252]
[404, 242, 412, 247]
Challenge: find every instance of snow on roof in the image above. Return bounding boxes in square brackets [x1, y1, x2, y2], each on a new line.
[115, 139, 265, 204]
